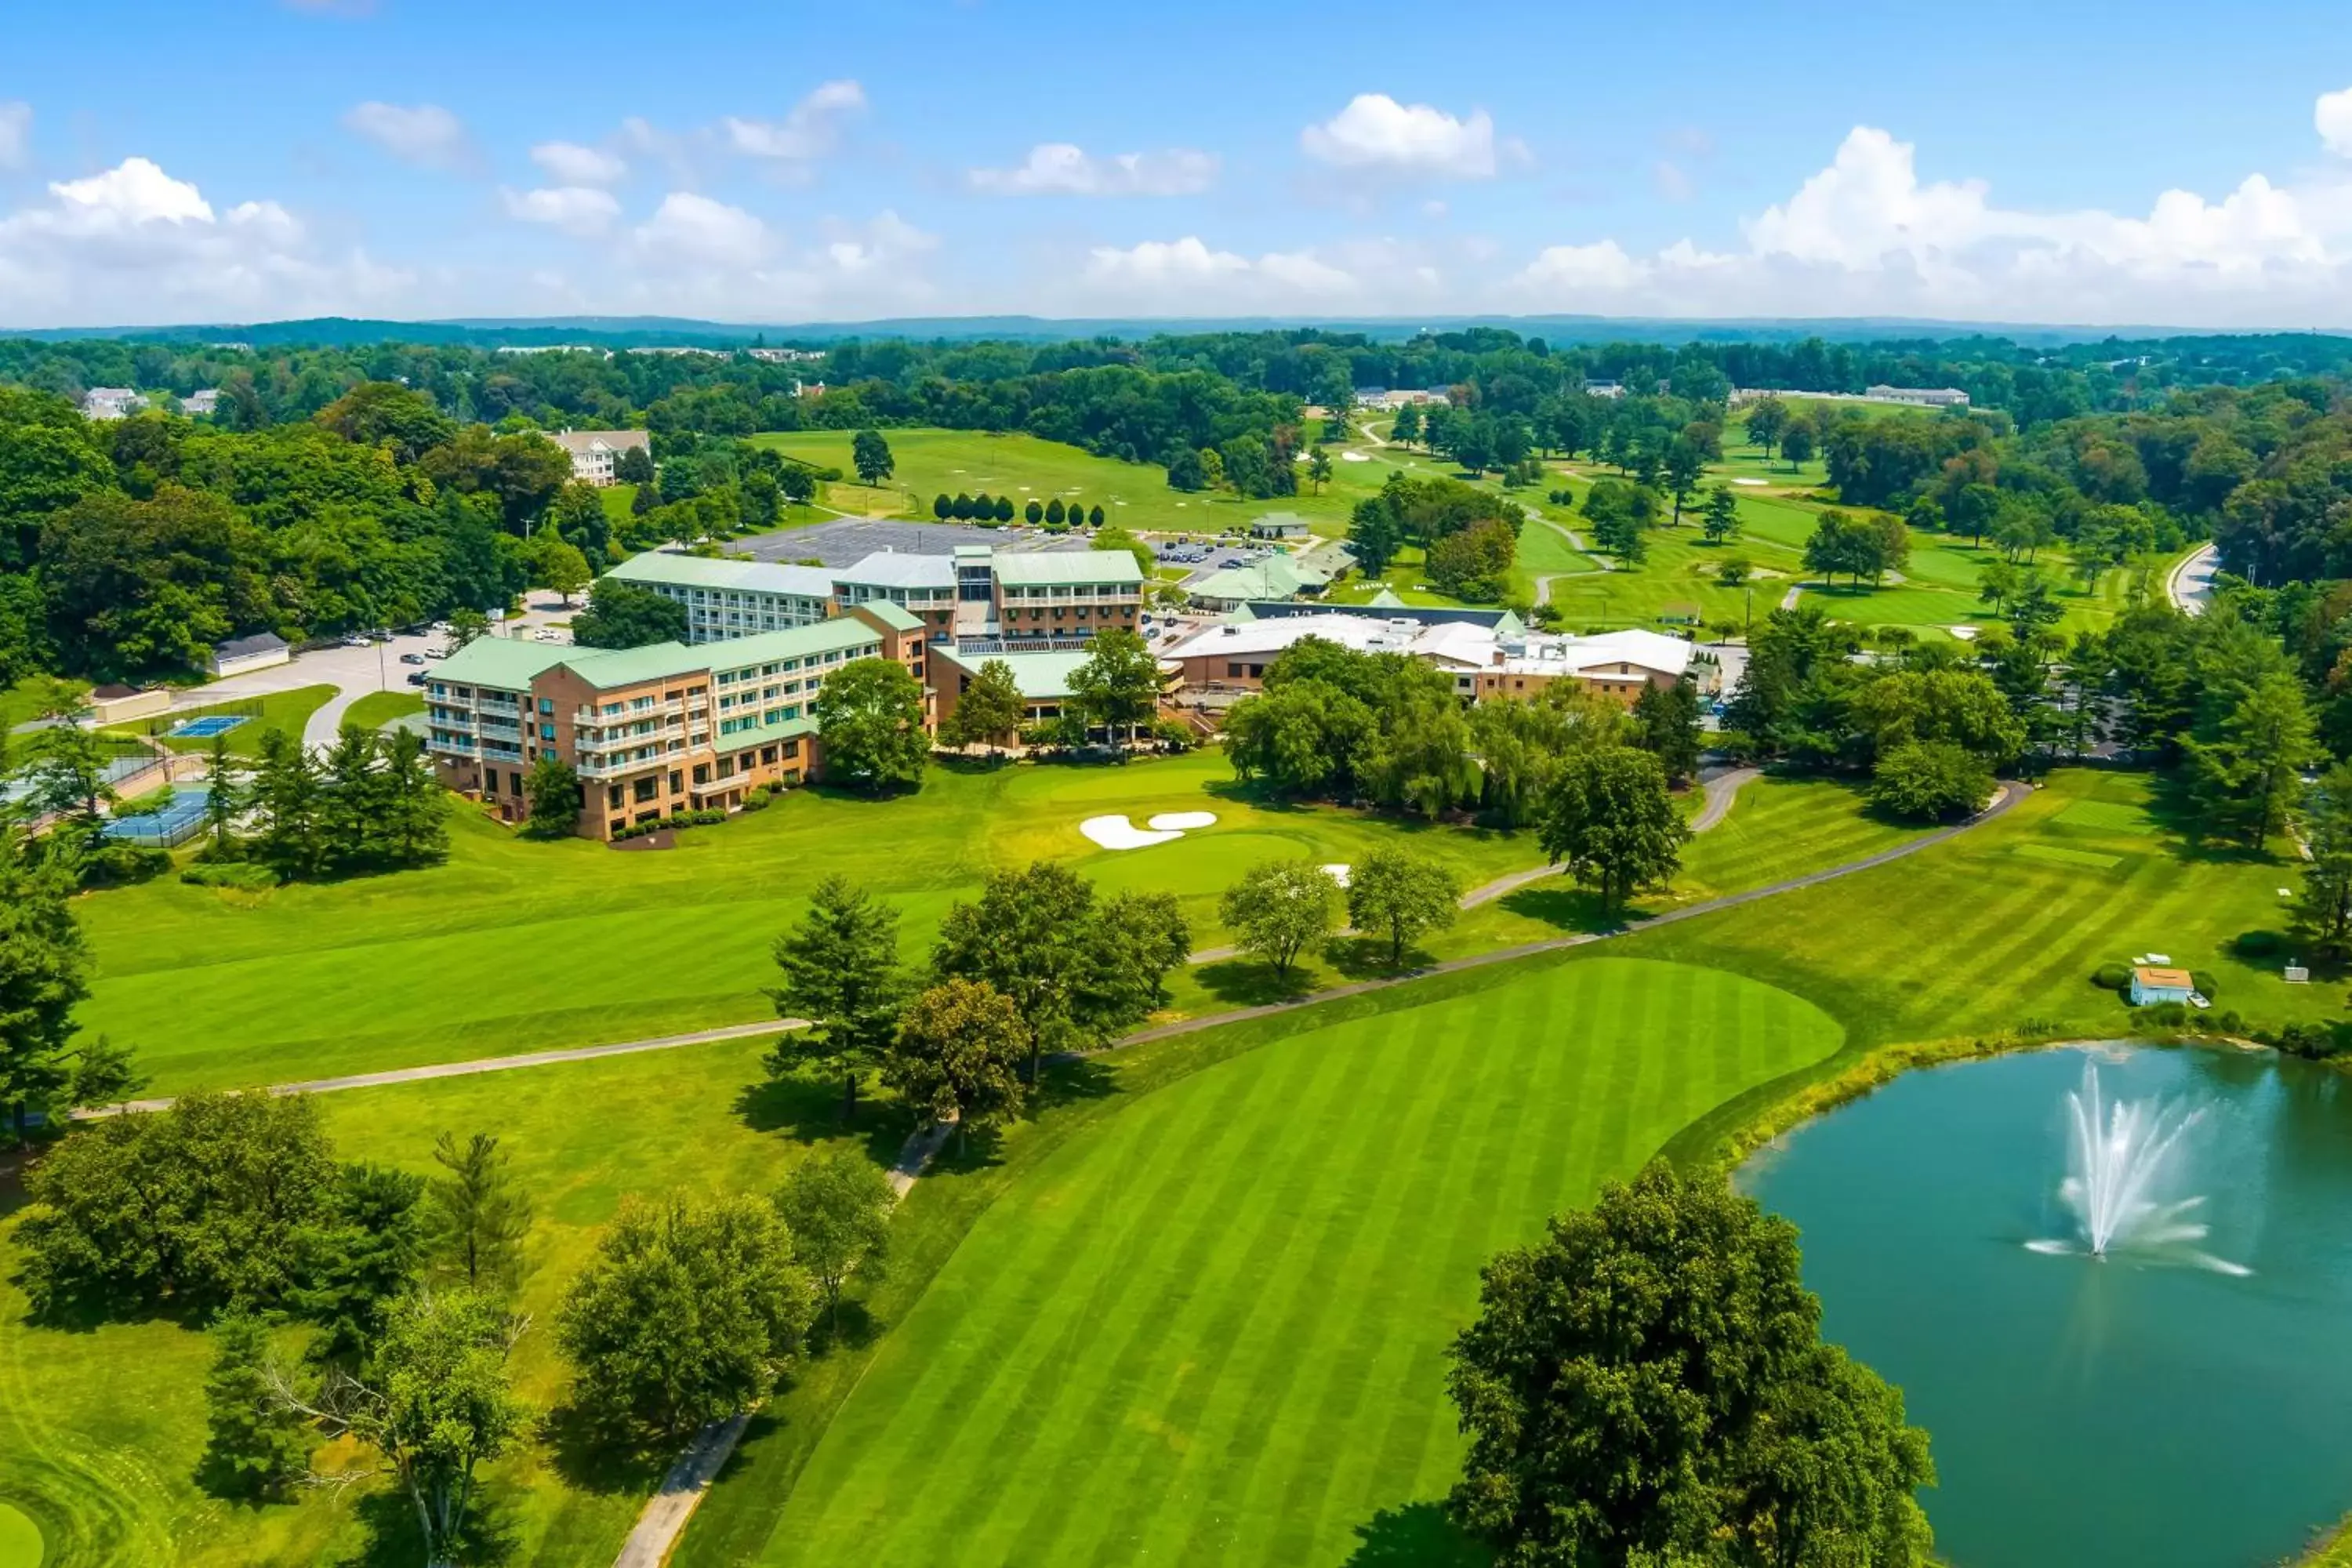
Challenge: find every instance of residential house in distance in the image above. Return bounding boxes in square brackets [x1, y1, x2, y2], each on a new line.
[605, 552, 836, 641]
[82, 387, 145, 420]
[1353, 387, 1450, 410]
[207, 632, 291, 678]
[423, 602, 927, 838]
[1581, 379, 1625, 399]
[1866, 384, 1971, 408]
[1248, 513, 1313, 541]
[180, 389, 221, 418]
[550, 428, 652, 486]
[2128, 965, 2198, 1007]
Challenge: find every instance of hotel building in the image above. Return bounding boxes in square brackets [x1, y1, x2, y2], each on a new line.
[425, 601, 927, 839]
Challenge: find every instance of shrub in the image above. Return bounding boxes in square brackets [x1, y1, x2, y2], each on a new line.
[183, 862, 283, 891]
[2234, 930, 2284, 957]
[740, 785, 775, 811]
[2191, 970, 2219, 1000]
[2274, 1021, 2352, 1059]
[2130, 1001, 2190, 1032]
[2092, 963, 2131, 990]
[82, 843, 171, 887]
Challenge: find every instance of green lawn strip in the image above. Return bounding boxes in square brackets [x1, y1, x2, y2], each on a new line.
[745, 428, 1406, 541]
[103, 686, 338, 757]
[77, 752, 1544, 1094]
[728, 956, 1839, 1568]
[1614, 768, 2327, 1063]
[673, 959, 1844, 1568]
[2, 677, 90, 732]
[2013, 842, 2125, 870]
[341, 690, 424, 730]
[0, 1035, 854, 1568]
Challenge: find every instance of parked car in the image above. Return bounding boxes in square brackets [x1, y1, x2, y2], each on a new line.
[405, 671, 429, 687]
[399, 652, 426, 666]
[344, 634, 372, 648]
[424, 647, 448, 659]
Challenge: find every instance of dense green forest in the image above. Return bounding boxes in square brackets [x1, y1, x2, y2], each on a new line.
[7, 325, 2352, 694]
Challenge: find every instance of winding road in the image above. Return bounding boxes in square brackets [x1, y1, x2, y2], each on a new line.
[2169, 543, 2220, 616]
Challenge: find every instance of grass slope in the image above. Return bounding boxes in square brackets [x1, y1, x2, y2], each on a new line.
[0, 1034, 858, 1568]
[341, 691, 424, 730]
[75, 751, 1537, 1093]
[753, 957, 1842, 1568]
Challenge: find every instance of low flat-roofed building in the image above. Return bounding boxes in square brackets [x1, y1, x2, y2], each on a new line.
[1248, 513, 1313, 541]
[606, 551, 836, 642]
[207, 632, 291, 678]
[929, 644, 1094, 740]
[1163, 612, 1689, 704]
[1865, 384, 1971, 408]
[2129, 965, 2198, 1007]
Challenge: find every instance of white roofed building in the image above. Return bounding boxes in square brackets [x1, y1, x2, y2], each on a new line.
[1163, 612, 1692, 706]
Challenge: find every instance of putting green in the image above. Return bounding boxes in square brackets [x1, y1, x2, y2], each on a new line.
[758, 956, 1843, 1566]
[0, 1505, 41, 1568]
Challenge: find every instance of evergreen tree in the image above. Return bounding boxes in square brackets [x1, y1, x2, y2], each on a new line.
[319, 723, 379, 872]
[202, 732, 245, 859]
[67, 1033, 145, 1112]
[1025, 499, 1044, 525]
[1045, 498, 1066, 528]
[0, 862, 89, 1144]
[423, 1131, 534, 1297]
[2295, 760, 2352, 960]
[199, 1314, 314, 1498]
[378, 728, 448, 867]
[1700, 485, 1742, 543]
[765, 874, 905, 1121]
[249, 728, 325, 881]
[1631, 678, 1704, 785]
[1088, 503, 1105, 527]
[933, 492, 952, 520]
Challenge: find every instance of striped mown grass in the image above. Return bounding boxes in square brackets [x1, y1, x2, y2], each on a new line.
[755, 957, 1842, 1567]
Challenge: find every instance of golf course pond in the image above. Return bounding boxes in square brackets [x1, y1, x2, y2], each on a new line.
[1740, 1043, 2352, 1568]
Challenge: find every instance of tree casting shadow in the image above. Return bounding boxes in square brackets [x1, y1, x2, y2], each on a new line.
[1342, 1502, 1492, 1568]
[1195, 957, 1321, 1007]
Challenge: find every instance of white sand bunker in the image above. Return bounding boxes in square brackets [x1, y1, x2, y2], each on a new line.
[1081, 815, 1181, 850]
[1322, 862, 1352, 887]
[1733, 477, 1769, 486]
[1341, 450, 1370, 462]
[1081, 810, 1220, 850]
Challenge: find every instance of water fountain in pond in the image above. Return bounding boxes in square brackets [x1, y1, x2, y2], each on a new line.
[2025, 1059, 2249, 1275]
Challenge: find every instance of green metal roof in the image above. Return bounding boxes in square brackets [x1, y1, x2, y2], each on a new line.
[857, 601, 926, 632]
[430, 637, 574, 691]
[1188, 557, 1330, 602]
[990, 550, 1144, 587]
[604, 551, 835, 597]
[935, 645, 1091, 701]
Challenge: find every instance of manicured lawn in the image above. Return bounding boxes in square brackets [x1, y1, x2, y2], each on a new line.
[102, 686, 337, 757]
[747, 428, 1414, 541]
[74, 750, 1542, 1094]
[0, 1033, 859, 1568]
[1617, 768, 2334, 1052]
[1, 677, 89, 732]
[746, 956, 1842, 1568]
[341, 690, 424, 730]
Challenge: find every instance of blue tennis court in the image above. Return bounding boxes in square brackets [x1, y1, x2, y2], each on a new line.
[167, 714, 249, 739]
[105, 786, 212, 848]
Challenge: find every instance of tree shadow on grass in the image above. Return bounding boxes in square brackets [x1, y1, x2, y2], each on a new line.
[1033, 1053, 1119, 1115]
[1195, 957, 1322, 1007]
[1495, 884, 1624, 935]
[1342, 1502, 1492, 1567]
[540, 1400, 677, 1500]
[1323, 934, 1435, 982]
[732, 1074, 916, 1169]
[334, 1485, 521, 1568]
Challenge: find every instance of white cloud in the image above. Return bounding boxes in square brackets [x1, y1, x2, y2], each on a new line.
[530, 140, 626, 187]
[813, 209, 937, 274]
[0, 157, 408, 327]
[341, 101, 473, 172]
[0, 102, 30, 169]
[724, 80, 866, 163]
[633, 191, 771, 267]
[1509, 107, 2352, 326]
[502, 185, 622, 238]
[1301, 93, 1498, 180]
[2321, 87, 2352, 158]
[1077, 236, 1375, 311]
[969, 143, 1218, 198]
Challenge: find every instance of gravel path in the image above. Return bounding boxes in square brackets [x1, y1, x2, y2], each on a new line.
[82, 1019, 804, 1119]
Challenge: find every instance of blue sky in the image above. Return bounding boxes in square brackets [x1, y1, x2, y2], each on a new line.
[5, 0, 2352, 328]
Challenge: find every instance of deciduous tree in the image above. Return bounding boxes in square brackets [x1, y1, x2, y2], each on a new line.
[1446, 1163, 1933, 1568]
[776, 1149, 894, 1335]
[1219, 859, 1338, 976]
[558, 1195, 814, 1436]
[884, 978, 1029, 1152]
[851, 429, 895, 485]
[813, 657, 930, 793]
[1346, 847, 1461, 967]
[1537, 746, 1689, 914]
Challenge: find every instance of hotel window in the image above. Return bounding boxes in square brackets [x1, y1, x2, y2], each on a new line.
[485, 768, 500, 793]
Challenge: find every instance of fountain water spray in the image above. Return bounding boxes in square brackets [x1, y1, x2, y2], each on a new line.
[2027, 1059, 2249, 1274]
